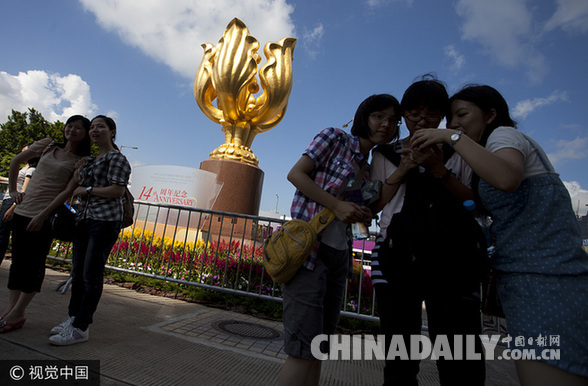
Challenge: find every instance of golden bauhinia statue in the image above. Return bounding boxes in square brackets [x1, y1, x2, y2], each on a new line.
[194, 18, 296, 166]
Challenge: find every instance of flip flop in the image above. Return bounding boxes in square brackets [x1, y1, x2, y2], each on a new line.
[0, 318, 26, 333]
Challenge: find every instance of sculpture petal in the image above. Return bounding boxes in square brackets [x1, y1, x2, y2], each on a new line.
[212, 18, 260, 123]
[250, 37, 296, 129]
[194, 43, 224, 122]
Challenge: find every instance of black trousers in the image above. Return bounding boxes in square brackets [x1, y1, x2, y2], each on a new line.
[8, 214, 54, 293]
[375, 259, 486, 386]
[0, 198, 14, 263]
[69, 219, 121, 330]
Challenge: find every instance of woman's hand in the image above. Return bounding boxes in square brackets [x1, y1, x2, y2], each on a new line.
[73, 186, 88, 197]
[398, 148, 418, 174]
[410, 129, 454, 150]
[10, 190, 25, 205]
[26, 213, 48, 232]
[333, 200, 372, 224]
[3, 205, 15, 222]
[410, 144, 443, 167]
[360, 206, 374, 225]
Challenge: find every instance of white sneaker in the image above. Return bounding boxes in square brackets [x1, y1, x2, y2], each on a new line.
[48, 325, 89, 346]
[50, 316, 74, 335]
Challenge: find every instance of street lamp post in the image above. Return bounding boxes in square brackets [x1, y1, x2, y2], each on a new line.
[275, 193, 279, 214]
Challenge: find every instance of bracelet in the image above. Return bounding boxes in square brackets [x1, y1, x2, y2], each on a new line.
[437, 169, 452, 181]
[384, 178, 402, 186]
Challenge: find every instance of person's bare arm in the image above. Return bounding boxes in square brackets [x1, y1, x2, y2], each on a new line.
[287, 155, 370, 224]
[73, 184, 125, 199]
[8, 150, 36, 204]
[26, 177, 79, 232]
[371, 148, 416, 213]
[411, 129, 524, 192]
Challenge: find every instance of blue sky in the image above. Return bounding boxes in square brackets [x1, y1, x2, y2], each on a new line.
[1, 0, 587, 217]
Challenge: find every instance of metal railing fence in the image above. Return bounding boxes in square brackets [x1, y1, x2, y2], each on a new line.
[48, 199, 507, 337]
[49, 200, 378, 322]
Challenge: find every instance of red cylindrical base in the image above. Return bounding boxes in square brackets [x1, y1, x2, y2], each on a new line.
[199, 158, 264, 215]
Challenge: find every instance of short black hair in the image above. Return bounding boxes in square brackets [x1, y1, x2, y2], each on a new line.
[401, 74, 449, 116]
[27, 157, 40, 168]
[351, 94, 401, 141]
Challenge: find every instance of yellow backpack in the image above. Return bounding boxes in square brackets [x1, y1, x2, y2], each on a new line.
[263, 208, 335, 284]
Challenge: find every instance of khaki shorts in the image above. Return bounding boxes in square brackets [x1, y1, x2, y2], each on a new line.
[281, 243, 349, 360]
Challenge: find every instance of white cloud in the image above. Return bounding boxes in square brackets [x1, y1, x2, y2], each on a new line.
[563, 180, 588, 217]
[366, 0, 388, 7]
[366, 0, 413, 7]
[546, 136, 588, 165]
[544, 0, 588, 34]
[305, 24, 324, 42]
[302, 24, 324, 59]
[444, 44, 465, 72]
[79, 0, 296, 79]
[455, 0, 547, 83]
[0, 70, 97, 123]
[511, 91, 569, 120]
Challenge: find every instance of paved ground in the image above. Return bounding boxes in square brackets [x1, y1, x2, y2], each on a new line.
[0, 260, 519, 385]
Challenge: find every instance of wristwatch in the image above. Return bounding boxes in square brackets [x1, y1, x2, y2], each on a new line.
[86, 186, 93, 195]
[450, 131, 463, 147]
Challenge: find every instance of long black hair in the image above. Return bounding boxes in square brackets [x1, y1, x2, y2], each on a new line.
[449, 84, 517, 147]
[61, 115, 91, 156]
[449, 84, 517, 215]
[91, 115, 120, 151]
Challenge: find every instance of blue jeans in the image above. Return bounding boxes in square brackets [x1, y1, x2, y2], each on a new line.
[69, 219, 121, 330]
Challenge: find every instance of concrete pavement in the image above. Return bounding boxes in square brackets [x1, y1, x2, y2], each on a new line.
[0, 260, 519, 385]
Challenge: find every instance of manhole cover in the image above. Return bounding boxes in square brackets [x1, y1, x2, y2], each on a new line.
[214, 320, 281, 340]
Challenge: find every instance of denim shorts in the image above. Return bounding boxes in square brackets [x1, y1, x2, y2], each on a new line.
[281, 243, 349, 360]
[498, 273, 588, 377]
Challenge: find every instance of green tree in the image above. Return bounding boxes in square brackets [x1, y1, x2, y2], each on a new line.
[0, 109, 65, 176]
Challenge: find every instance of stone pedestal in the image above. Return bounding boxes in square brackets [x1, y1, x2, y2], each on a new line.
[200, 159, 264, 215]
[199, 159, 264, 241]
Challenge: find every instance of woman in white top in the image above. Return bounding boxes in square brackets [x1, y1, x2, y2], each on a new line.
[0, 145, 38, 264]
[411, 85, 588, 385]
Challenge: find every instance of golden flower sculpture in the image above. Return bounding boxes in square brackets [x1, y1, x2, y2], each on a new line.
[194, 18, 296, 166]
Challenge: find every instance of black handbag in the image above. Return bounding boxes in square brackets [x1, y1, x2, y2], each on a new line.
[50, 205, 76, 242]
[121, 188, 135, 228]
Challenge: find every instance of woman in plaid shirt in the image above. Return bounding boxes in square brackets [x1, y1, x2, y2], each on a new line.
[49, 115, 131, 346]
[278, 94, 401, 385]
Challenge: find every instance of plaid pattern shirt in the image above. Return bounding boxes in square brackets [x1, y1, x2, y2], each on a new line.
[77, 150, 131, 222]
[291, 127, 368, 270]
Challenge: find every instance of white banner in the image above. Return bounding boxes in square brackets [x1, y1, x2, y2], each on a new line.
[129, 165, 223, 233]
[130, 165, 222, 209]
